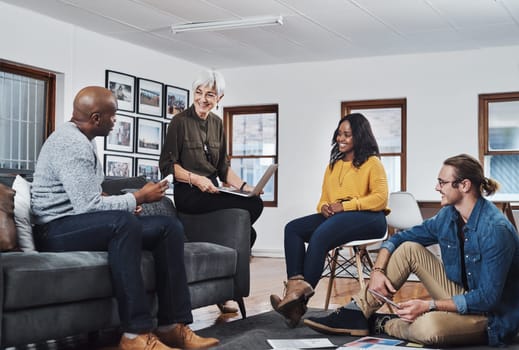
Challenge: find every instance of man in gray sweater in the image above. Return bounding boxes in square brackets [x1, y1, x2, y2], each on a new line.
[31, 86, 218, 350]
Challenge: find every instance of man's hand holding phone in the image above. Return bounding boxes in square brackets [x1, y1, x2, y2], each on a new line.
[368, 288, 401, 309]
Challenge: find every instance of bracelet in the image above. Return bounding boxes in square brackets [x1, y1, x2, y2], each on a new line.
[372, 267, 386, 274]
[188, 172, 192, 187]
[240, 182, 247, 191]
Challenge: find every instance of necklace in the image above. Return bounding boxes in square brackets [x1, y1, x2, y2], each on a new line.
[338, 160, 353, 186]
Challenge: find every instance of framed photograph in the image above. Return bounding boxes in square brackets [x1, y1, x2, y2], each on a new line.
[105, 114, 135, 153]
[136, 157, 160, 182]
[104, 154, 134, 177]
[165, 85, 189, 119]
[138, 78, 164, 117]
[136, 117, 163, 156]
[105, 70, 135, 112]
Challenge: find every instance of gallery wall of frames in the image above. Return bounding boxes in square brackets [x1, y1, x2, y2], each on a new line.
[104, 70, 190, 182]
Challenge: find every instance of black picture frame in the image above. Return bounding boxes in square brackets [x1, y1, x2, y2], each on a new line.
[165, 85, 189, 119]
[104, 154, 134, 177]
[137, 78, 164, 117]
[136, 117, 163, 156]
[105, 70, 136, 112]
[136, 157, 160, 182]
[104, 114, 135, 153]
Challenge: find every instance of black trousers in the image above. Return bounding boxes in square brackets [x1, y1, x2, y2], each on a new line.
[174, 182, 264, 247]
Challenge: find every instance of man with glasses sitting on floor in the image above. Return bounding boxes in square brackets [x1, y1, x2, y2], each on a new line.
[304, 154, 519, 348]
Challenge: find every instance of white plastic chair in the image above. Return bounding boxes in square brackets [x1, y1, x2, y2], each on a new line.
[386, 191, 423, 231]
[322, 232, 389, 310]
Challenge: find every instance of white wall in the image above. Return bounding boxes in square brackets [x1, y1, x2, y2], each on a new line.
[2, 2, 518, 257]
[221, 47, 519, 256]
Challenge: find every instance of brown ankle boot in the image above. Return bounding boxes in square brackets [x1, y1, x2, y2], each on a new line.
[271, 294, 308, 328]
[270, 276, 314, 327]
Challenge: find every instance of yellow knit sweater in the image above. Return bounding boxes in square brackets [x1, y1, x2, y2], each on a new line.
[316, 156, 389, 213]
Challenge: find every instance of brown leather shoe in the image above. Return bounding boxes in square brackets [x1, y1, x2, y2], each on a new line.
[270, 293, 308, 328]
[156, 324, 219, 349]
[119, 333, 180, 350]
[216, 301, 238, 314]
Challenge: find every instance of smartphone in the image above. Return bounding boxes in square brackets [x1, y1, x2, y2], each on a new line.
[368, 289, 401, 309]
[162, 174, 173, 184]
[161, 174, 174, 190]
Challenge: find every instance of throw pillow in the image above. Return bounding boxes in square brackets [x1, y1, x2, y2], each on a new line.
[12, 175, 35, 252]
[0, 182, 17, 251]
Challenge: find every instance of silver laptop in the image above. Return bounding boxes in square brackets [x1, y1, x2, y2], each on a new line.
[218, 164, 278, 197]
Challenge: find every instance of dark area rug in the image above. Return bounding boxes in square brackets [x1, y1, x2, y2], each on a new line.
[196, 309, 519, 350]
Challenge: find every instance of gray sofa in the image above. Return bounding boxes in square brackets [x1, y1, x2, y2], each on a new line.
[0, 175, 251, 348]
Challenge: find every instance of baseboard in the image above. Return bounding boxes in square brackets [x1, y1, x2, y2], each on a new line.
[251, 248, 284, 258]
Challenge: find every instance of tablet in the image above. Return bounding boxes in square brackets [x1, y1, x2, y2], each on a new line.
[368, 289, 401, 309]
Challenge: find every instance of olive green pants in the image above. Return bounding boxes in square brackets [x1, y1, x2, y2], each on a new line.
[353, 242, 488, 347]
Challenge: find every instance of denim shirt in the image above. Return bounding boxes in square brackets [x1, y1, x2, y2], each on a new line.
[381, 197, 519, 346]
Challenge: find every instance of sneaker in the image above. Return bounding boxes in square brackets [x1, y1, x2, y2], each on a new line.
[368, 313, 399, 335]
[303, 308, 369, 336]
[156, 324, 219, 349]
[119, 333, 179, 350]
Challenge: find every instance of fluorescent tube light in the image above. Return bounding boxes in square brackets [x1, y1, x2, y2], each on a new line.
[171, 15, 283, 34]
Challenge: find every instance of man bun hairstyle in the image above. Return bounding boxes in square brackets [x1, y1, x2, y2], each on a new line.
[443, 153, 499, 196]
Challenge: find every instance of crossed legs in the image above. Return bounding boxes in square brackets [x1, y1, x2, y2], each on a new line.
[354, 242, 488, 347]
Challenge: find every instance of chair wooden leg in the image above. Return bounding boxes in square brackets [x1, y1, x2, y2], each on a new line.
[363, 247, 374, 269]
[324, 248, 339, 310]
[354, 247, 366, 290]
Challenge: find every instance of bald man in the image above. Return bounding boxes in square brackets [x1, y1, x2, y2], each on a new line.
[31, 86, 218, 350]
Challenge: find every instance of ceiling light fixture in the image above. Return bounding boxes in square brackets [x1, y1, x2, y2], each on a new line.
[171, 15, 283, 34]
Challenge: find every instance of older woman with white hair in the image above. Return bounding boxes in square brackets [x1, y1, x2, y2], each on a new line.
[159, 69, 264, 314]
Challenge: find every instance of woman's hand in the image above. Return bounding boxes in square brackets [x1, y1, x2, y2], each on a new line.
[242, 183, 257, 193]
[133, 205, 142, 216]
[195, 175, 218, 193]
[329, 202, 344, 213]
[321, 202, 344, 218]
[321, 204, 334, 218]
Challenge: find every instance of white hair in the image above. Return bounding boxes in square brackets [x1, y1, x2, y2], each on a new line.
[192, 69, 226, 97]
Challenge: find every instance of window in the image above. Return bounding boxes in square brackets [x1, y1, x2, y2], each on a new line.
[223, 105, 278, 207]
[479, 92, 519, 201]
[0, 60, 55, 174]
[342, 99, 406, 193]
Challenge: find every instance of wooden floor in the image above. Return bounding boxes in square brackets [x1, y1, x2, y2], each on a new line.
[9, 256, 429, 349]
[191, 256, 429, 330]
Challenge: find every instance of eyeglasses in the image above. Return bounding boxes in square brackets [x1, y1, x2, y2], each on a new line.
[437, 179, 460, 188]
[195, 89, 217, 100]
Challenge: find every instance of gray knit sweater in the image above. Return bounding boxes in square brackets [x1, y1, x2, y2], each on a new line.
[31, 122, 136, 225]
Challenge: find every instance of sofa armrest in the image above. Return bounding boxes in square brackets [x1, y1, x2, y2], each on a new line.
[178, 209, 250, 299]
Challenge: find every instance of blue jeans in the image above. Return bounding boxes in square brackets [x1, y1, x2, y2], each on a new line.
[284, 211, 387, 288]
[34, 210, 193, 333]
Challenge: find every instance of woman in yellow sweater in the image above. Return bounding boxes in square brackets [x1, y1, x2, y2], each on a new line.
[271, 113, 389, 327]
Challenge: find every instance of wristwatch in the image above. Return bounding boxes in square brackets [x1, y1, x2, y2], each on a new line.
[428, 299, 437, 312]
